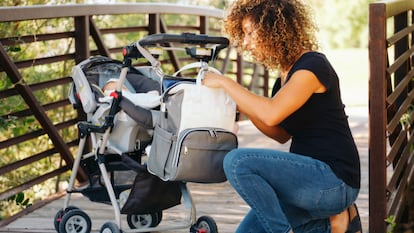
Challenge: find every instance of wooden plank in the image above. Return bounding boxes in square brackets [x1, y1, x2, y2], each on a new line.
[369, 2, 388, 232]
[0, 3, 223, 22]
[371, 0, 414, 18]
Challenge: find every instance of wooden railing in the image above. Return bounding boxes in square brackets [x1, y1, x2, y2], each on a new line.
[0, 3, 270, 224]
[369, 0, 414, 232]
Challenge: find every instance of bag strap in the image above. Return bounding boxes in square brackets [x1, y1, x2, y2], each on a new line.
[135, 41, 161, 69]
[172, 61, 221, 85]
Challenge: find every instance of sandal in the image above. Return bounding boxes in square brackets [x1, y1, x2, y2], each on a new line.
[345, 203, 363, 233]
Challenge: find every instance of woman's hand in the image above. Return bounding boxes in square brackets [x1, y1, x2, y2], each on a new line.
[202, 71, 224, 88]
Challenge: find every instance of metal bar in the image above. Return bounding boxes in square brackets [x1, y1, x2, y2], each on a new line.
[63, 137, 87, 209]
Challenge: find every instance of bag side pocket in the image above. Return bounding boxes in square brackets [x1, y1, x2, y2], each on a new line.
[173, 128, 238, 183]
[147, 124, 176, 181]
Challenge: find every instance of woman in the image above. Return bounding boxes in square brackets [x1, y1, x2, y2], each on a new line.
[202, 0, 362, 232]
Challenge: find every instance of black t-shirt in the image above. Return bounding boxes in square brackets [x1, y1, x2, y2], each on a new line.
[272, 52, 360, 189]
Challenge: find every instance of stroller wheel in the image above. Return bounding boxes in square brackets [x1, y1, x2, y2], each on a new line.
[192, 216, 218, 233]
[156, 211, 163, 225]
[54, 206, 80, 232]
[100, 222, 121, 233]
[126, 211, 161, 229]
[58, 209, 91, 233]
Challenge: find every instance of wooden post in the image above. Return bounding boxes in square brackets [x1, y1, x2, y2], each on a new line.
[148, 13, 160, 35]
[200, 16, 208, 34]
[74, 16, 90, 64]
[369, 2, 388, 232]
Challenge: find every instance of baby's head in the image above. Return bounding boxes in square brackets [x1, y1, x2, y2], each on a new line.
[102, 79, 129, 92]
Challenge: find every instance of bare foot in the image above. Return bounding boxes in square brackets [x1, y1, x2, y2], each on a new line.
[330, 208, 349, 233]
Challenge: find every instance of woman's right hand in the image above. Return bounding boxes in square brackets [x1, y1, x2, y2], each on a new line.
[202, 71, 224, 88]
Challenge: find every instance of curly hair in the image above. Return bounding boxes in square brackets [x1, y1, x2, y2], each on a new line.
[223, 0, 319, 71]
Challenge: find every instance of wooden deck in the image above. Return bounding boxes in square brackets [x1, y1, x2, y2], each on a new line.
[0, 107, 369, 233]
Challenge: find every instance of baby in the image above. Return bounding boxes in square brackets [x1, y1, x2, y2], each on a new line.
[102, 78, 161, 109]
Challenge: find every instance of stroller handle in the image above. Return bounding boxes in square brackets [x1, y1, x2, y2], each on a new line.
[139, 33, 229, 48]
[123, 33, 229, 64]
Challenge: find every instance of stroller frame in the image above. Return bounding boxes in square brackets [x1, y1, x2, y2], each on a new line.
[54, 33, 230, 233]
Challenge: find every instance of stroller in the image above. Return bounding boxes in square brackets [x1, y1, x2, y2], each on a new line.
[54, 33, 230, 233]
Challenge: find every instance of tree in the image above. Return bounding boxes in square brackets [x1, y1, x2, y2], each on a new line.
[308, 0, 372, 49]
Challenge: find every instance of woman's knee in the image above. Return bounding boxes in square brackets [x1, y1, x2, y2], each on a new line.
[223, 149, 239, 174]
[223, 149, 250, 177]
[224, 148, 236, 162]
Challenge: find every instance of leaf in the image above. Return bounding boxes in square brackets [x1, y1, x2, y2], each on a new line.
[7, 195, 16, 202]
[8, 46, 21, 52]
[15, 192, 24, 204]
[0, 117, 7, 129]
[22, 199, 30, 206]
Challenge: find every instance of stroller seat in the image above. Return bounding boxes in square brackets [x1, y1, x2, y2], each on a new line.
[69, 56, 161, 154]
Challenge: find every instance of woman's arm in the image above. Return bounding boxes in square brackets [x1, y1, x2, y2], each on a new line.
[202, 69, 326, 126]
[248, 114, 291, 143]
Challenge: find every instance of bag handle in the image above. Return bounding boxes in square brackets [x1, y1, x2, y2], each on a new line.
[171, 61, 222, 98]
[172, 61, 221, 79]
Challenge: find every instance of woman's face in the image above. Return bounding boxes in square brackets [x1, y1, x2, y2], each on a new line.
[241, 17, 263, 61]
[241, 17, 257, 52]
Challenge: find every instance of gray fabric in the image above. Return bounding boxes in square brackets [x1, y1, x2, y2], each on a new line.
[119, 98, 153, 129]
[148, 125, 237, 183]
[147, 81, 238, 183]
[163, 89, 184, 132]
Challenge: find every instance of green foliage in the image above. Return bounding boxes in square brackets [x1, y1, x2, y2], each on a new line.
[0, 192, 32, 221]
[385, 215, 396, 233]
[7, 192, 32, 208]
[307, 0, 373, 49]
[0, 116, 18, 131]
[400, 104, 414, 152]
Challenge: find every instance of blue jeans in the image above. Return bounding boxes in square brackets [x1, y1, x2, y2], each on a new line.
[223, 148, 359, 233]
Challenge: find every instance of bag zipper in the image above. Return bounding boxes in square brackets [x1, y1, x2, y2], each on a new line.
[172, 127, 236, 167]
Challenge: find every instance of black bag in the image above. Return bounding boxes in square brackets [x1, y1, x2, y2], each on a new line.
[120, 170, 182, 214]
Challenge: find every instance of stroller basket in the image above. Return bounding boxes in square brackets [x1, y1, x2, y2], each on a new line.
[74, 153, 139, 205]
